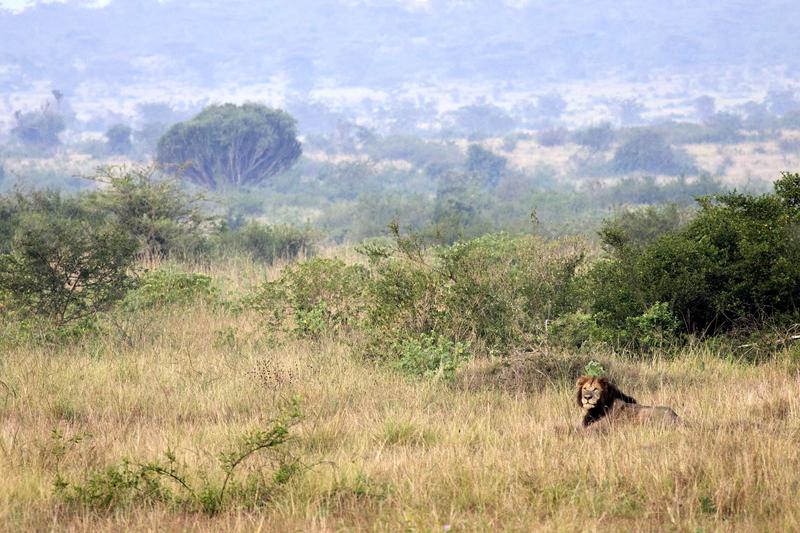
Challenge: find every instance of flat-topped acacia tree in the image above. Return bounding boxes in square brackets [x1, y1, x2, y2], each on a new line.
[156, 103, 302, 190]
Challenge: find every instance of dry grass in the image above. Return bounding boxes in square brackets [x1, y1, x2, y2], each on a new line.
[1, 286, 800, 531]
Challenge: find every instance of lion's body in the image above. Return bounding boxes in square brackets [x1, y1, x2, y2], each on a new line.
[575, 376, 680, 429]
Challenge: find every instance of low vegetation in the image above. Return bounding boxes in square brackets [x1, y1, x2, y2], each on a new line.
[1, 165, 800, 529]
[1, 266, 799, 530]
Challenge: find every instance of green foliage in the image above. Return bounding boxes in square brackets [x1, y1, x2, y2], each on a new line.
[602, 174, 723, 206]
[431, 175, 492, 244]
[248, 258, 368, 337]
[246, 230, 584, 364]
[54, 402, 303, 514]
[591, 172, 800, 337]
[623, 301, 680, 350]
[547, 311, 606, 349]
[122, 268, 216, 311]
[599, 204, 689, 254]
[213, 221, 313, 264]
[583, 360, 606, 377]
[157, 103, 302, 190]
[0, 191, 138, 326]
[363, 231, 585, 356]
[391, 333, 471, 381]
[87, 166, 208, 258]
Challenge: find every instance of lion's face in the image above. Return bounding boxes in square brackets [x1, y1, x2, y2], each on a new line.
[576, 376, 608, 411]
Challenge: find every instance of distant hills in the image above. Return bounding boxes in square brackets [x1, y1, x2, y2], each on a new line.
[1, 0, 798, 93]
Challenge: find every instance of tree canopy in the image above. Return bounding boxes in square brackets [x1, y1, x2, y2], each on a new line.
[156, 103, 302, 190]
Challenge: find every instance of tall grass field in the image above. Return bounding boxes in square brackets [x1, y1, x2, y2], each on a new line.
[1, 256, 799, 532]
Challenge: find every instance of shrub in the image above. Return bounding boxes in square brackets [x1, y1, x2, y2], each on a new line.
[122, 268, 216, 311]
[430, 177, 492, 244]
[0, 191, 138, 326]
[547, 311, 606, 349]
[87, 166, 208, 259]
[623, 301, 680, 350]
[598, 204, 689, 253]
[590, 172, 800, 337]
[363, 231, 585, 355]
[391, 333, 471, 381]
[248, 258, 368, 337]
[213, 222, 313, 264]
[54, 402, 303, 514]
[246, 230, 585, 363]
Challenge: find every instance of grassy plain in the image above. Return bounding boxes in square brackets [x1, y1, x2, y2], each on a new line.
[1, 258, 799, 532]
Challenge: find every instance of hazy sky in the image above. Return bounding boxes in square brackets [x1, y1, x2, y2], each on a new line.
[0, 0, 30, 8]
[0, 0, 55, 10]
[0, 0, 111, 10]
[1, 0, 437, 11]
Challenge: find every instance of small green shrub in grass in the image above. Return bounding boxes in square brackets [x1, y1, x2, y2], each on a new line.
[122, 268, 216, 311]
[583, 360, 607, 377]
[212, 221, 313, 264]
[53, 401, 303, 515]
[391, 333, 471, 381]
[247, 258, 368, 337]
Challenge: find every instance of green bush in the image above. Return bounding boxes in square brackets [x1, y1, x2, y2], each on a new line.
[599, 204, 689, 252]
[54, 402, 303, 514]
[248, 258, 368, 337]
[212, 222, 313, 264]
[391, 333, 471, 381]
[0, 191, 138, 326]
[547, 311, 606, 349]
[122, 268, 216, 311]
[87, 166, 209, 259]
[590, 172, 800, 338]
[362, 231, 585, 356]
[246, 231, 585, 364]
[623, 301, 681, 351]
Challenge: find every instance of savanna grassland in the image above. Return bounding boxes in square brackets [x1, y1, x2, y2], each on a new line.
[1, 255, 799, 532]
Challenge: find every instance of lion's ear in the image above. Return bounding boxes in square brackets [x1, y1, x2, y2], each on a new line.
[596, 377, 609, 386]
[575, 376, 590, 388]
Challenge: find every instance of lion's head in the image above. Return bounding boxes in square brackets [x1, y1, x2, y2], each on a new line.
[576, 375, 609, 411]
[575, 375, 637, 421]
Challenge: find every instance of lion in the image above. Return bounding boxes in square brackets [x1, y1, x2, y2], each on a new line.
[575, 375, 680, 429]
